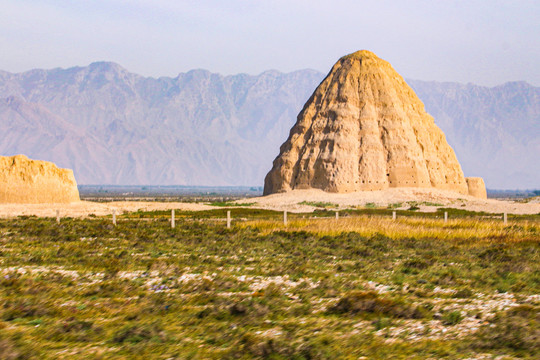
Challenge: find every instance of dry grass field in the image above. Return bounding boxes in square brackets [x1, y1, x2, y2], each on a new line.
[241, 215, 537, 241]
[0, 207, 538, 359]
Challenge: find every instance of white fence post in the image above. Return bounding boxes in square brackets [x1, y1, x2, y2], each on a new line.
[112, 209, 116, 226]
[392, 211, 396, 220]
[227, 210, 231, 229]
[503, 212, 507, 225]
[283, 210, 287, 226]
[56, 210, 60, 224]
[171, 209, 175, 229]
[335, 211, 339, 220]
[444, 212, 448, 223]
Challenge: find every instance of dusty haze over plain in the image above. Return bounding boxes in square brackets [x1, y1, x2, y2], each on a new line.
[1, 0, 539, 86]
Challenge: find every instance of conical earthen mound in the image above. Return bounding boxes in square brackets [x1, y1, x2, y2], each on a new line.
[264, 50, 483, 197]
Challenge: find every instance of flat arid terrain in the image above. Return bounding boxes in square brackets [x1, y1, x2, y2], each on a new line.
[0, 201, 217, 219]
[0, 188, 538, 218]
[243, 189, 540, 215]
[0, 193, 539, 359]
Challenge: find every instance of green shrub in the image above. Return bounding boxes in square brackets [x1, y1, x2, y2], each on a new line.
[0, 337, 28, 360]
[111, 322, 166, 344]
[442, 311, 463, 325]
[209, 202, 255, 207]
[46, 318, 99, 342]
[453, 287, 474, 298]
[373, 317, 392, 330]
[403, 258, 433, 270]
[1, 299, 51, 321]
[329, 291, 428, 319]
[299, 201, 336, 208]
[473, 304, 540, 355]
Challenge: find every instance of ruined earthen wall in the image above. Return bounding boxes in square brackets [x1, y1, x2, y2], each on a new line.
[466, 177, 487, 199]
[0, 155, 80, 203]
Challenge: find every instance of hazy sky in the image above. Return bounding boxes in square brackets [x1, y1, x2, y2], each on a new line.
[1, 0, 539, 86]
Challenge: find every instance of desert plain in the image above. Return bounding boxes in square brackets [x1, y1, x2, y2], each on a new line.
[0, 187, 539, 219]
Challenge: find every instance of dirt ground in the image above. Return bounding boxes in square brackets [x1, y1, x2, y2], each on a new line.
[239, 188, 540, 214]
[0, 188, 538, 218]
[0, 201, 216, 218]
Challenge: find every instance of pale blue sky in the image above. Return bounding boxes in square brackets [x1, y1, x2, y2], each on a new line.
[1, 0, 539, 85]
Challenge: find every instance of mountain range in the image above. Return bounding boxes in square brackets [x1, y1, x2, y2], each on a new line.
[0, 62, 538, 189]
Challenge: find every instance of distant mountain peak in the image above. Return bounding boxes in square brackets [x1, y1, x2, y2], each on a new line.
[259, 69, 282, 77]
[87, 61, 126, 73]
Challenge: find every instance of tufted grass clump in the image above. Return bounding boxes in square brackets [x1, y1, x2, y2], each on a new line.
[472, 304, 540, 356]
[442, 311, 463, 326]
[329, 291, 430, 319]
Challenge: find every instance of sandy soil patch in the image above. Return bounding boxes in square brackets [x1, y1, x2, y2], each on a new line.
[238, 188, 540, 215]
[0, 201, 216, 218]
[0, 188, 538, 217]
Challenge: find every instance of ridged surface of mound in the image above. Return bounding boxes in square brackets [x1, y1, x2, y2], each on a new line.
[0, 155, 79, 203]
[265, 50, 479, 196]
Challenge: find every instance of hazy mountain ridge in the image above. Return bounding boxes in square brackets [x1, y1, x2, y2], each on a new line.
[407, 80, 539, 189]
[0, 63, 323, 185]
[0, 63, 538, 188]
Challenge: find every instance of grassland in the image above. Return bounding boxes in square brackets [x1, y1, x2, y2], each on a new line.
[0, 208, 538, 359]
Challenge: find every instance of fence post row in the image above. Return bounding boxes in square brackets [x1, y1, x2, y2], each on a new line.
[65, 206, 513, 228]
